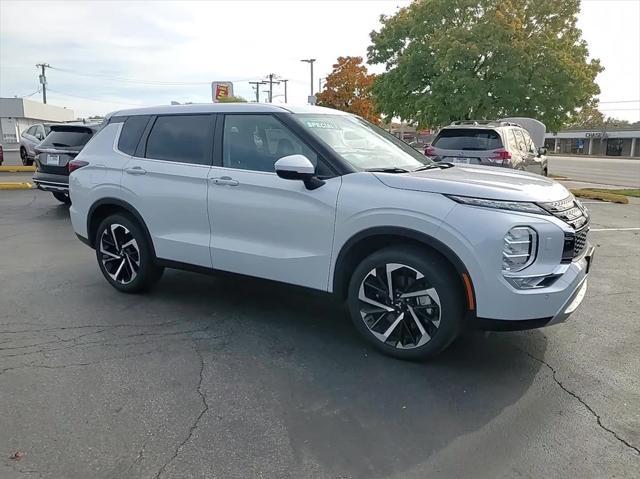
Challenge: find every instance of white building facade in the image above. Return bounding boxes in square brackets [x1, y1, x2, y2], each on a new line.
[544, 128, 640, 157]
[0, 98, 75, 150]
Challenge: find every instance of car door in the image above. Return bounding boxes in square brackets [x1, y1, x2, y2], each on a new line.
[120, 114, 215, 268]
[521, 129, 544, 175]
[514, 129, 541, 173]
[207, 113, 341, 291]
[23, 126, 39, 156]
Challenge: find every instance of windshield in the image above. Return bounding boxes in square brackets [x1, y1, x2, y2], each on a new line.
[294, 114, 432, 171]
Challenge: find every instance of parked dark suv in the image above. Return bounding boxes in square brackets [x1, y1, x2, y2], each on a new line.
[33, 122, 101, 204]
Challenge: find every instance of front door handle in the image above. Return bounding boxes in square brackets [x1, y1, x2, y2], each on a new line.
[125, 166, 147, 176]
[210, 176, 239, 186]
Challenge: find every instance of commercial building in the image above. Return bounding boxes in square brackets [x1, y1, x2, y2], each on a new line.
[0, 98, 75, 151]
[544, 127, 640, 157]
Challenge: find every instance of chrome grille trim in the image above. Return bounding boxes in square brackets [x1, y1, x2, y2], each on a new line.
[538, 195, 590, 230]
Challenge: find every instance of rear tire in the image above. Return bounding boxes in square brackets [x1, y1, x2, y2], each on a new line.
[95, 214, 163, 293]
[347, 245, 464, 360]
[52, 192, 71, 204]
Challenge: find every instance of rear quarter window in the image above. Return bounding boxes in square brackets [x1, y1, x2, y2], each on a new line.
[118, 115, 150, 155]
[432, 128, 503, 150]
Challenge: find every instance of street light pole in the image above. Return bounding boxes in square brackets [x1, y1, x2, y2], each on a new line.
[281, 79, 288, 103]
[300, 58, 316, 100]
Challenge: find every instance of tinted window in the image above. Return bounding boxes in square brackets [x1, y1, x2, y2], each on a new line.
[432, 128, 503, 150]
[38, 127, 94, 149]
[118, 115, 150, 155]
[223, 114, 318, 173]
[26, 126, 37, 136]
[146, 115, 212, 165]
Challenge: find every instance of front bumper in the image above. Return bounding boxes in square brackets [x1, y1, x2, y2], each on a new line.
[33, 171, 69, 193]
[475, 245, 594, 331]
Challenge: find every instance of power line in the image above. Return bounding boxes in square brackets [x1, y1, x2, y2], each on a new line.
[48, 66, 256, 86]
[46, 88, 142, 107]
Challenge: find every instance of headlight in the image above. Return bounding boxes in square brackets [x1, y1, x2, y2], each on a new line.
[502, 226, 537, 272]
[446, 195, 549, 215]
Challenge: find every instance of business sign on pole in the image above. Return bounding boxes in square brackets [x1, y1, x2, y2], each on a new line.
[212, 82, 234, 102]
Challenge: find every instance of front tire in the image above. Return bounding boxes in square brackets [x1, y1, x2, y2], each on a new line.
[347, 246, 464, 360]
[52, 192, 71, 204]
[20, 147, 33, 166]
[95, 214, 163, 293]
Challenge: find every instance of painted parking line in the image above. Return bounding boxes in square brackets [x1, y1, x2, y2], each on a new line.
[590, 227, 640, 232]
[0, 182, 33, 190]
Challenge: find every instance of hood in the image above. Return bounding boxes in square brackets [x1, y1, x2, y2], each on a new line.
[373, 165, 570, 203]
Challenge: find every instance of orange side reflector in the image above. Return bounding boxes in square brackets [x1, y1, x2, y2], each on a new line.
[462, 273, 475, 311]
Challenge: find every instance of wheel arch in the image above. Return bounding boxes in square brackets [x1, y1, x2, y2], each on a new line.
[332, 226, 475, 310]
[87, 198, 156, 258]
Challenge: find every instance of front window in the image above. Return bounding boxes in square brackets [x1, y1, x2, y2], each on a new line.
[294, 114, 431, 171]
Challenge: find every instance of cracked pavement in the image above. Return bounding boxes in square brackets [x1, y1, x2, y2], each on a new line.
[1, 190, 638, 478]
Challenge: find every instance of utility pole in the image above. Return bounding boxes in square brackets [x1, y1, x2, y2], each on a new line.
[318, 77, 327, 92]
[36, 63, 50, 104]
[265, 73, 280, 103]
[300, 59, 316, 100]
[281, 79, 288, 103]
[249, 81, 265, 102]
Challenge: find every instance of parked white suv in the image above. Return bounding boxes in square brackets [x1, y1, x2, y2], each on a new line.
[69, 104, 593, 359]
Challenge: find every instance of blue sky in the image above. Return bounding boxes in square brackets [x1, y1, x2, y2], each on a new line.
[1, 0, 638, 121]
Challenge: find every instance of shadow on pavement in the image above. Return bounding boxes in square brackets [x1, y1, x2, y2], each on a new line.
[148, 269, 546, 478]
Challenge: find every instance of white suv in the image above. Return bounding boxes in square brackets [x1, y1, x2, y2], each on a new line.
[69, 104, 593, 359]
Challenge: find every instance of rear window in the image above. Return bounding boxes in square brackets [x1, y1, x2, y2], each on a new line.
[38, 127, 94, 149]
[432, 128, 503, 150]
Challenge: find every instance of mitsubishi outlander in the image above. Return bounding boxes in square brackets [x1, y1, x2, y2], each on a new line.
[69, 104, 593, 359]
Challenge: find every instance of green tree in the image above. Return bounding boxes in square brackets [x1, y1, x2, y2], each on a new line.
[217, 95, 247, 103]
[367, 0, 603, 131]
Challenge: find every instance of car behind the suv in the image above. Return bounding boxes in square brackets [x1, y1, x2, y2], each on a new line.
[19, 123, 53, 166]
[33, 122, 101, 204]
[69, 104, 592, 360]
[426, 120, 548, 176]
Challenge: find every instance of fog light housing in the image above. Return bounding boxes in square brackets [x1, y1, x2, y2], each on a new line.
[502, 227, 537, 272]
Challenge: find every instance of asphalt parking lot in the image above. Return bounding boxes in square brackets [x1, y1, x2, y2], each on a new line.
[1, 189, 639, 478]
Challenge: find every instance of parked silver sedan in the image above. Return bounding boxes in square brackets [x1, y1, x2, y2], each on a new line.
[19, 123, 53, 165]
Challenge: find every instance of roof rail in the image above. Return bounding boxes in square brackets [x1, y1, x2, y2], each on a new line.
[450, 120, 522, 128]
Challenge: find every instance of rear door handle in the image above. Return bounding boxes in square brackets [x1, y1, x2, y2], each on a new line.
[210, 176, 239, 186]
[125, 166, 147, 175]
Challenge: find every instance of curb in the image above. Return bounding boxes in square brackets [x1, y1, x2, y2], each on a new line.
[0, 166, 36, 172]
[0, 182, 33, 190]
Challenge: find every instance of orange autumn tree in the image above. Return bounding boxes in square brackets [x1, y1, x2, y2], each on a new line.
[316, 56, 379, 123]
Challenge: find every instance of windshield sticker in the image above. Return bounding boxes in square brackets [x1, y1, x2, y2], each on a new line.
[305, 120, 339, 129]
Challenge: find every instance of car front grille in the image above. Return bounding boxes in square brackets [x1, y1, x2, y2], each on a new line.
[538, 195, 590, 261]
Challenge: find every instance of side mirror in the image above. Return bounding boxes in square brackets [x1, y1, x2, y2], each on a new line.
[275, 154, 325, 190]
[537, 146, 547, 156]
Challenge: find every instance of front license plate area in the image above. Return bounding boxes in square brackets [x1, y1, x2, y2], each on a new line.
[47, 154, 60, 166]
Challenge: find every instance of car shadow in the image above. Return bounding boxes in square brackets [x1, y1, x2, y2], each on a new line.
[148, 269, 546, 478]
